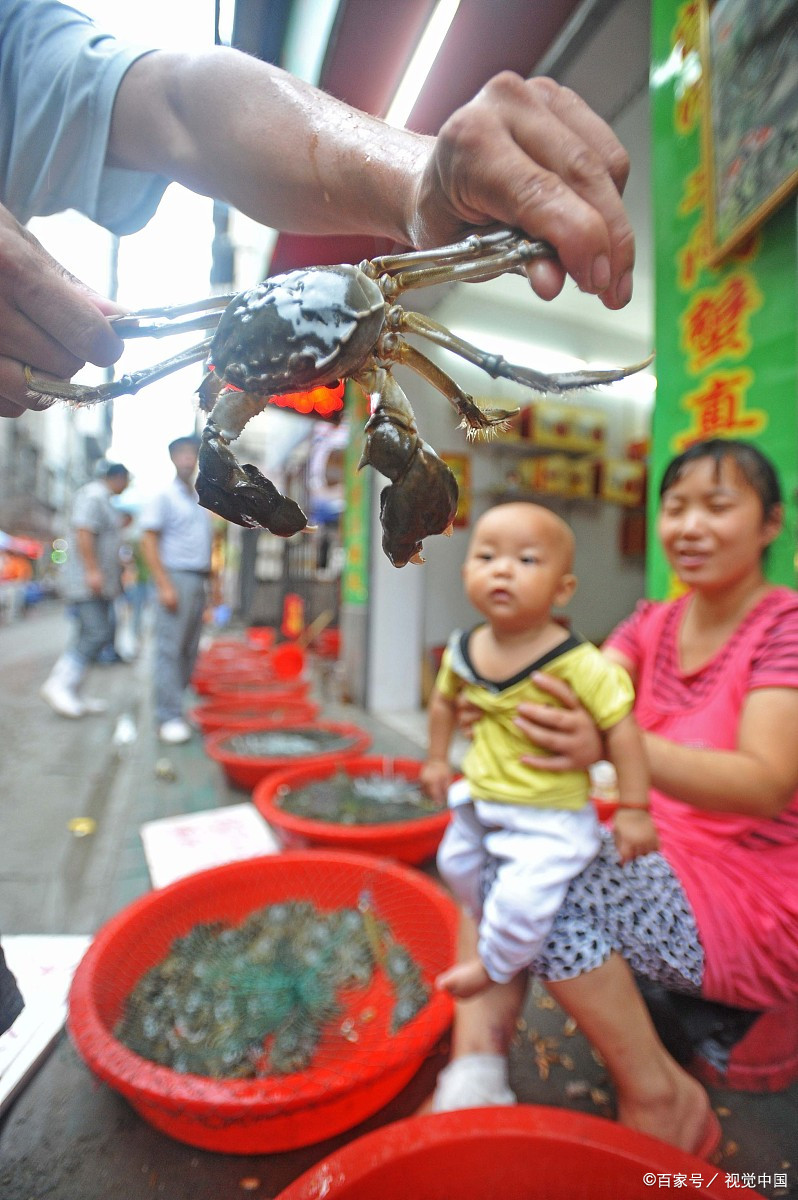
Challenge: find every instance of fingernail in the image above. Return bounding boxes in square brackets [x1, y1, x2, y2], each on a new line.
[616, 268, 633, 306]
[591, 254, 611, 292]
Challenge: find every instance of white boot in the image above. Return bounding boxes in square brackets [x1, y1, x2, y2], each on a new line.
[41, 654, 86, 718]
[430, 1054, 517, 1112]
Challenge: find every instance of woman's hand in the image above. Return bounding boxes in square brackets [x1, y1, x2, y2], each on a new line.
[515, 672, 603, 770]
[0, 203, 124, 418]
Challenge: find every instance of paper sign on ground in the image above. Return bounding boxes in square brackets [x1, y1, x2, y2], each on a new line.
[0, 934, 91, 1113]
[140, 801, 280, 888]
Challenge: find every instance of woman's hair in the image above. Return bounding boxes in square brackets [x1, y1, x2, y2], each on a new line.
[659, 438, 782, 518]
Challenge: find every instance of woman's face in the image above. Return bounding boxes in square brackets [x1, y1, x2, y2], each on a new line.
[657, 456, 781, 591]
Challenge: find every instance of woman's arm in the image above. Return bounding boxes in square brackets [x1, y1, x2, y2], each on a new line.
[109, 55, 635, 307]
[644, 687, 798, 818]
[521, 668, 798, 819]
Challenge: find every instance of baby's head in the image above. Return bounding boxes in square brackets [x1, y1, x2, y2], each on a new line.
[463, 502, 577, 627]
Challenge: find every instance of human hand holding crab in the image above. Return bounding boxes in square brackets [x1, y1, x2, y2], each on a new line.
[1, 25, 635, 418]
[26, 229, 650, 567]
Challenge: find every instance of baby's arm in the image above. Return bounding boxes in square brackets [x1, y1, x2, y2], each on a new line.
[604, 713, 659, 862]
[420, 686, 458, 804]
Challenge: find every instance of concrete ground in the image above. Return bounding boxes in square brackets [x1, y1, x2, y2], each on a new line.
[0, 603, 795, 1199]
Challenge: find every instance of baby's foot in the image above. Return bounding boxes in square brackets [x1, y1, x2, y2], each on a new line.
[436, 958, 491, 999]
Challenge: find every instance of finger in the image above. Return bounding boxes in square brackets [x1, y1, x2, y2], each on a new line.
[0, 307, 86, 378]
[520, 753, 571, 772]
[17, 266, 124, 368]
[3, 222, 125, 366]
[529, 673, 581, 708]
[523, 257, 566, 301]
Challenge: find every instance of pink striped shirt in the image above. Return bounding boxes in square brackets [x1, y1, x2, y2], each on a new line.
[605, 587, 798, 1008]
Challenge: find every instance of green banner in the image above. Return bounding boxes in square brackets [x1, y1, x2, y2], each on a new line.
[340, 380, 370, 606]
[649, 0, 797, 597]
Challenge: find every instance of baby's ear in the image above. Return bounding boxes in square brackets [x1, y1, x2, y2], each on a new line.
[556, 573, 577, 607]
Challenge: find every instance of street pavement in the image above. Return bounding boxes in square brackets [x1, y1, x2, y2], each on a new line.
[0, 603, 796, 1199]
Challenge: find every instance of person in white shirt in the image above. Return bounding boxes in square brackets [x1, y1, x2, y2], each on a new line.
[140, 435, 212, 744]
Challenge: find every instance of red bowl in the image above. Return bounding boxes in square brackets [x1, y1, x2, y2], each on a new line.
[275, 1107, 763, 1200]
[68, 852, 457, 1154]
[253, 757, 449, 864]
[198, 672, 310, 701]
[197, 681, 311, 708]
[189, 697, 321, 737]
[205, 720, 372, 790]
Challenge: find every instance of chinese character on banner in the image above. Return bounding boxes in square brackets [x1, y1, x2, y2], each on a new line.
[681, 273, 763, 372]
[674, 369, 766, 450]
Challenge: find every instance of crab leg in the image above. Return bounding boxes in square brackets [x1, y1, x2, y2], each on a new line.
[382, 338, 518, 435]
[393, 309, 654, 396]
[25, 338, 214, 406]
[366, 230, 554, 296]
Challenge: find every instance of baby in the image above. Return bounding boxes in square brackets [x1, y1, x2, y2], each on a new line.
[422, 501, 657, 999]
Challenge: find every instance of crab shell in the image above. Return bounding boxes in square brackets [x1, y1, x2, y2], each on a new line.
[207, 264, 387, 395]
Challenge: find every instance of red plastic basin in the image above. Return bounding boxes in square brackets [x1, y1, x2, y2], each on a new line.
[205, 720, 372, 790]
[275, 1107, 765, 1200]
[198, 673, 310, 701]
[253, 756, 449, 864]
[68, 852, 457, 1154]
[189, 696, 320, 737]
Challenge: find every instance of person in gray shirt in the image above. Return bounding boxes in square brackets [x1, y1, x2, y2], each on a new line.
[41, 460, 130, 717]
[140, 435, 212, 744]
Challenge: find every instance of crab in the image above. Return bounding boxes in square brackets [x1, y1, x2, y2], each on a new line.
[26, 230, 651, 566]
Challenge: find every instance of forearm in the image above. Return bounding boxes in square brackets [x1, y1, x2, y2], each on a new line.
[644, 732, 793, 818]
[427, 691, 458, 764]
[605, 716, 649, 810]
[109, 50, 429, 245]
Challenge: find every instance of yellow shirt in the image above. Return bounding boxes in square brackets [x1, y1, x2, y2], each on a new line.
[436, 629, 635, 811]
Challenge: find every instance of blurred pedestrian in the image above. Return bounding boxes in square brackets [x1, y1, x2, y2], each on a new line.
[140, 435, 212, 744]
[40, 462, 130, 717]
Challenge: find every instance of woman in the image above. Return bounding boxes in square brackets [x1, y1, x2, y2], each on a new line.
[431, 438, 798, 1158]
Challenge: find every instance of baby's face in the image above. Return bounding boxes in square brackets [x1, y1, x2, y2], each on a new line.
[463, 503, 576, 629]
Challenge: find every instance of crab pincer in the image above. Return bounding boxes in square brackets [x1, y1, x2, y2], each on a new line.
[196, 422, 308, 536]
[358, 373, 458, 567]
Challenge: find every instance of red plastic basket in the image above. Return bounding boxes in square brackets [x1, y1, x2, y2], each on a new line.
[253, 757, 449, 864]
[68, 852, 457, 1154]
[205, 720, 372, 789]
[275, 1107, 765, 1200]
[197, 673, 310, 701]
[189, 696, 321, 737]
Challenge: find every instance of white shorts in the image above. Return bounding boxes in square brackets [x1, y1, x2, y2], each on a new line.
[437, 786, 601, 984]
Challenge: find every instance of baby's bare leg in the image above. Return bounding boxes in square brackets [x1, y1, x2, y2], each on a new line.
[436, 956, 492, 999]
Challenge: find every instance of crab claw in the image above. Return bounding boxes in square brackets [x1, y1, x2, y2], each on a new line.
[374, 438, 458, 568]
[358, 372, 458, 567]
[196, 423, 308, 536]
